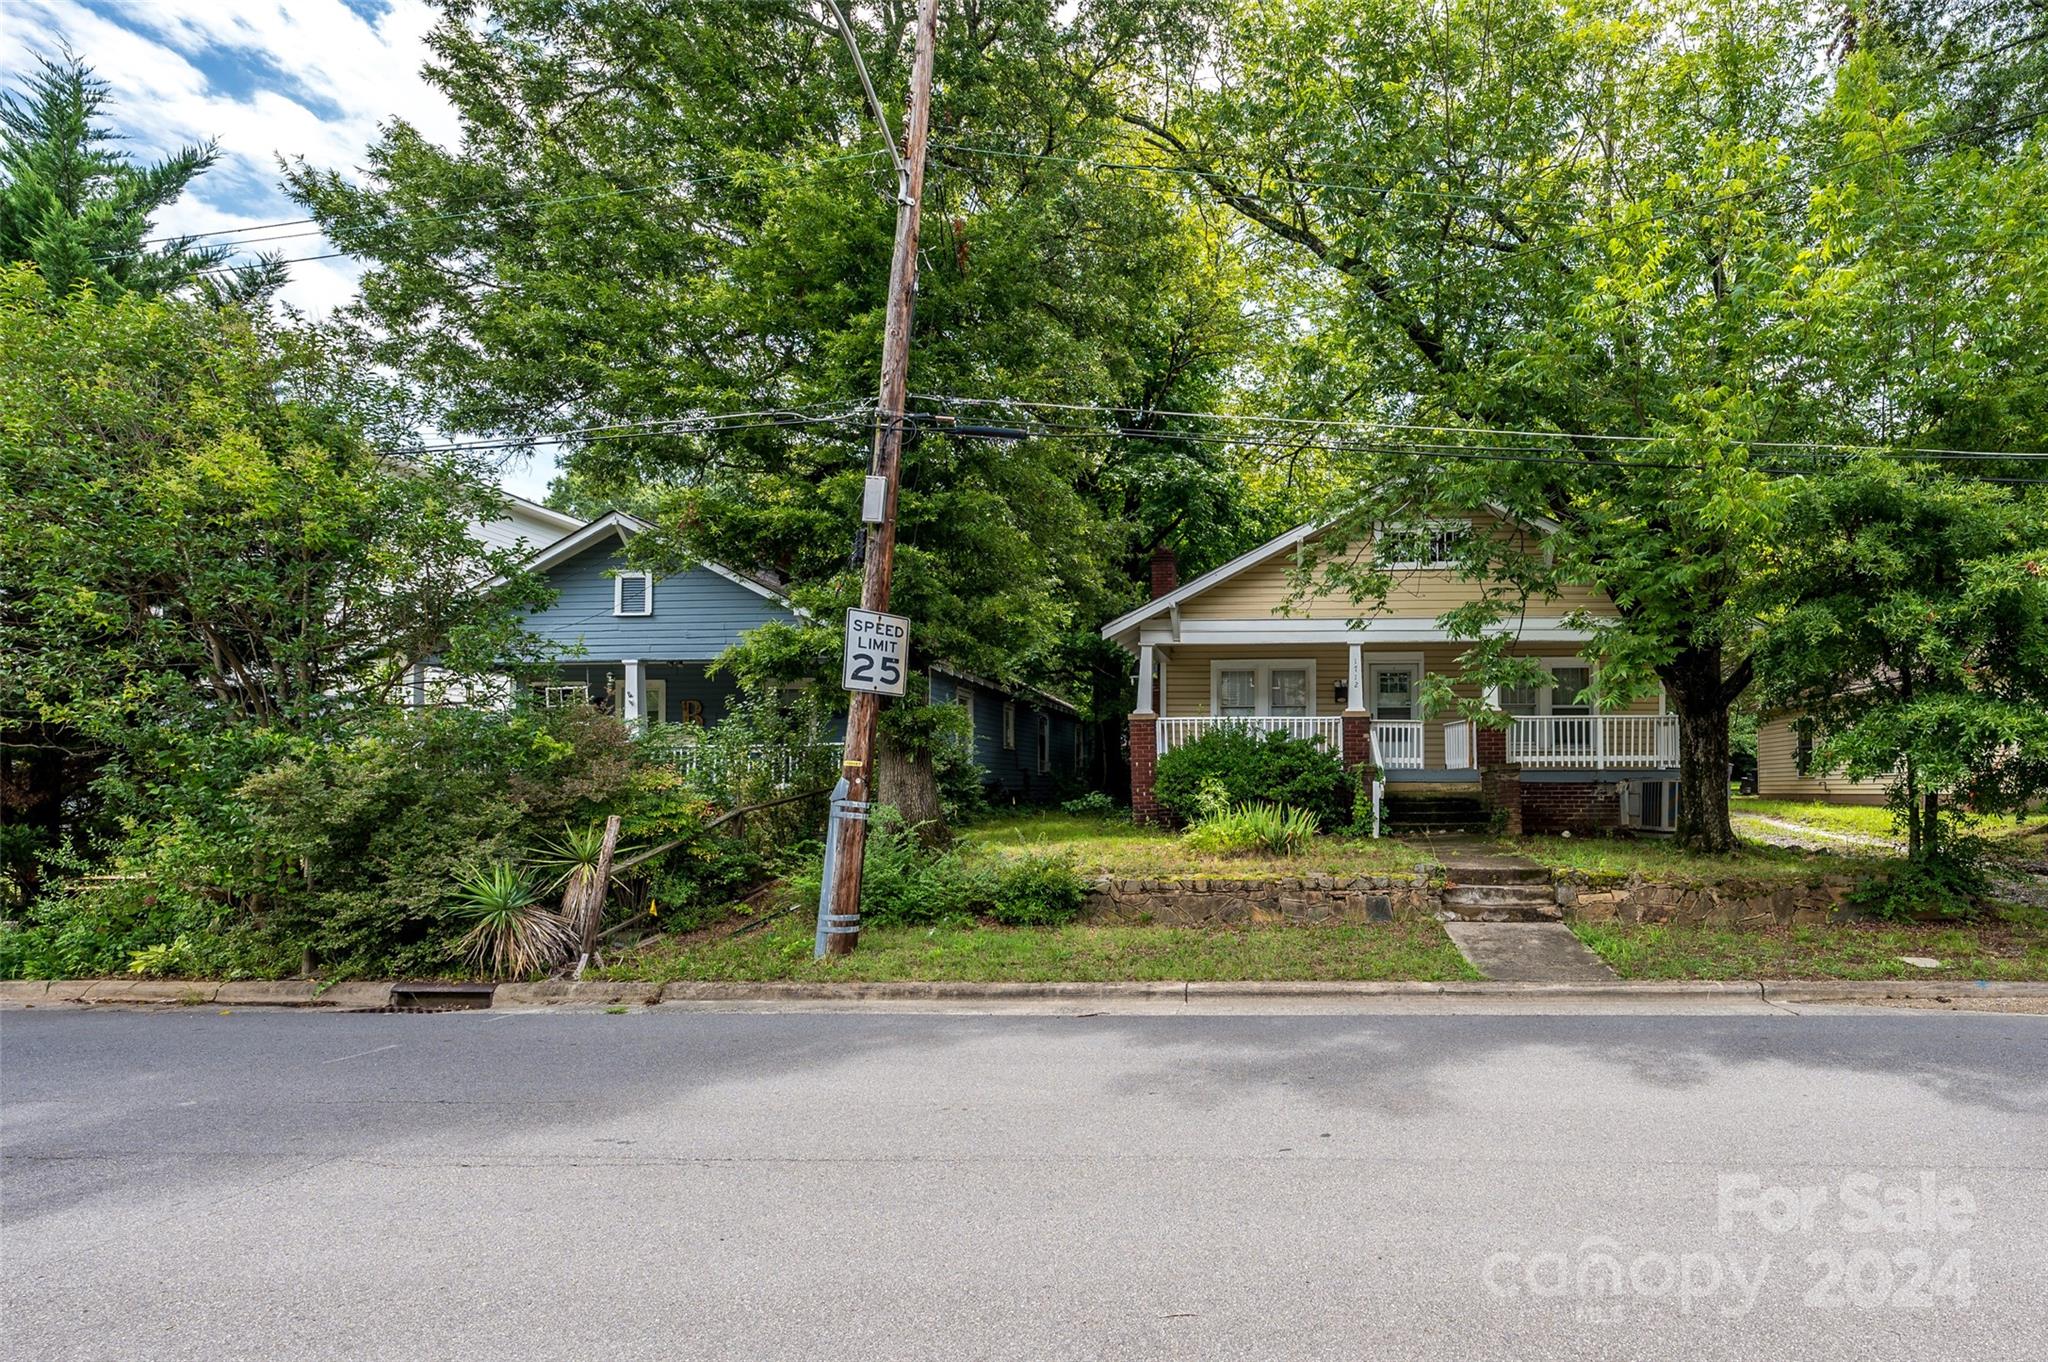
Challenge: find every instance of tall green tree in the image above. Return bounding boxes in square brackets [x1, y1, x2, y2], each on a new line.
[283, 1, 1276, 721]
[1121, 0, 2047, 849]
[0, 265, 548, 907]
[0, 51, 281, 301]
[1753, 459, 2048, 863]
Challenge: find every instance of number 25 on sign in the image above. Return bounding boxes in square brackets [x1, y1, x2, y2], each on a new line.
[843, 609, 909, 696]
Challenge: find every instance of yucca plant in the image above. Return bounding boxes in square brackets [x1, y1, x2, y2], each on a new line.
[532, 823, 642, 893]
[453, 863, 574, 977]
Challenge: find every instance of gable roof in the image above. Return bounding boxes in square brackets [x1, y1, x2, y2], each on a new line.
[1099, 503, 1563, 649]
[1100, 522, 1323, 647]
[496, 510, 798, 610]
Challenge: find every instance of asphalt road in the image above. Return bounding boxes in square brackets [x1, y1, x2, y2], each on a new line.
[3, 1003, 2045, 1361]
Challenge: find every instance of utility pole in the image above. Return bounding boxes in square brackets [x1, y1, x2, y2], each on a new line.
[816, 0, 939, 957]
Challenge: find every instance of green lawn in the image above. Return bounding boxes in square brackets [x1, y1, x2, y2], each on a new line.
[602, 919, 1478, 983]
[1731, 796, 2040, 845]
[1505, 833, 1876, 885]
[956, 810, 1428, 880]
[1731, 796, 1899, 840]
[1574, 910, 2048, 981]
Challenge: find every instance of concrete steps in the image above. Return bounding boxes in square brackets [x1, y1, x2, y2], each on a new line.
[1440, 883, 1562, 922]
[1383, 793, 1488, 835]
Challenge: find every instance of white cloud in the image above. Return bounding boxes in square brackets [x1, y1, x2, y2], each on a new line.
[0, 0, 457, 315]
[0, 2, 559, 492]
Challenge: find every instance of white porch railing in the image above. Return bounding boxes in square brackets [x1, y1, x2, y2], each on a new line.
[1508, 715, 1678, 769]
[1371, 720, 1425, 769]
[1155, 715, 1343, 758]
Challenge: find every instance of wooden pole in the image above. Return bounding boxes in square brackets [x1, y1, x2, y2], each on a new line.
[820, 0, 939, 957]
[577, 814, 622, 956]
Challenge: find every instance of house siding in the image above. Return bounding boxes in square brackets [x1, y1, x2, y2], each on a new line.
[522, 537, 795, 660]
[1756, 715, 1891, 805]
[1175, 515, 1620, 621]
[929, 672, 1082, 802]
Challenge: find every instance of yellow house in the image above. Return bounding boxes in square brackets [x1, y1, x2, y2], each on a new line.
[1754, 714, 1889, 805]
[1101, 514, 1682, 833]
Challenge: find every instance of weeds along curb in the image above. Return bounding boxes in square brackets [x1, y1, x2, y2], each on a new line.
[7, 977, 2048, 1008]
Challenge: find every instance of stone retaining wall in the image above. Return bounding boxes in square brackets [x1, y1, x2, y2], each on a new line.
[1084, 876, 1437, 926]
[1557, 873, 1852, 928]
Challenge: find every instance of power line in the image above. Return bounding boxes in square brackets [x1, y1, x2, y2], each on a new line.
[910, 394, 2048, 461]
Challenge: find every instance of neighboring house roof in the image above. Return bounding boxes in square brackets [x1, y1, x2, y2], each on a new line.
[931, 661, 1080, 717]
[471, 490, 586, 555]
[504, 510, 798, 610]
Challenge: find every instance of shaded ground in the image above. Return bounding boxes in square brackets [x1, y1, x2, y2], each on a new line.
[4, 1008, 2044, 1362]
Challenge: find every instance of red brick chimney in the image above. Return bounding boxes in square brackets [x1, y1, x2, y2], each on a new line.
[1149, 546, 1179, 600]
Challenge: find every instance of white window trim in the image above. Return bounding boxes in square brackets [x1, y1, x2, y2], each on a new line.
[1505, 657, 1599, 716]
[1208, 658, 1319, 717]
[613, 570, 654, 617]
[1375, 518, 1470, 571]
[1002, 700, 1016, 750]
[538, 682, 590, 709]
[1363, 652, 1426, 721]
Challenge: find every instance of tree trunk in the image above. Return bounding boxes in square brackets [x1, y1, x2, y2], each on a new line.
[1660, 644, 1737, 854]
[875, 728, 947, 844]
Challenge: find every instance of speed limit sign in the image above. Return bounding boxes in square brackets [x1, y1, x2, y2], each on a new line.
[842, 608, 910, 696]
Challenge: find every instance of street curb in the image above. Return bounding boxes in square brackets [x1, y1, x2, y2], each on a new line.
[4, 977, 2046, 1009]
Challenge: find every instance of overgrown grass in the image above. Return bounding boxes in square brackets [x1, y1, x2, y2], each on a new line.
[601, 919, 1479, 982]
[1508, 834, 1877, 885]
[1574, 909, 2048, 981]
[957, 810, 1428, 880]
[1730, 797, 1900, 840]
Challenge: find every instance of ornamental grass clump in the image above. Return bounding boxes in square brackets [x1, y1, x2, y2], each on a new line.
[1183, 800, 1319, 858]
[453, 863, 575, 977]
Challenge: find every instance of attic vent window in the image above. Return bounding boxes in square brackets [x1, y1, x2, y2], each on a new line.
[1378, 520, 1469, 571]
[614, 571, 653, 617]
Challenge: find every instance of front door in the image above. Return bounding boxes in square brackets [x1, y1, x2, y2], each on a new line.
[1368, 664, 1417, 721]
[642, 678, 668, 726]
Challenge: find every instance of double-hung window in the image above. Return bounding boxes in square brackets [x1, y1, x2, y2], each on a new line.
[1211, 661, 1316, 718]
[1037, 714, 1051, 773]
[1002, 701, 1017, 750]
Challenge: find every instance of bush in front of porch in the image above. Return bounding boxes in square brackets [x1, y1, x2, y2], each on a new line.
[1153, 727, 1349, 829]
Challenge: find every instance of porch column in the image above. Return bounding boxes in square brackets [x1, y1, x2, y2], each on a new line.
[1477, 684, 1507, 766]
[1341, 641, 1371, 772]
[1135, 643, 1155, 714]
[621, 658, 645, 731]
[1129, 643, 1163, 823]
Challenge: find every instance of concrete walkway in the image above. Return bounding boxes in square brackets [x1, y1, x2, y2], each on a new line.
[1442, 921, 1620, 982]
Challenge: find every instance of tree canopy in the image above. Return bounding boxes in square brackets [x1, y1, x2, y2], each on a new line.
[0, 51, 282, 302]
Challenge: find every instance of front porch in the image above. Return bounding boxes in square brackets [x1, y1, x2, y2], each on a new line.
[1153, 713, 1680, 773]
[1126, 639, 1681, 834]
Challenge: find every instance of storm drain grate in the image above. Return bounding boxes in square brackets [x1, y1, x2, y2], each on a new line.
[377, 982, 496, 1012]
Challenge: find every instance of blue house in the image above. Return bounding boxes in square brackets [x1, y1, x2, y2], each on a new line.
[511, 511, 1090, 802]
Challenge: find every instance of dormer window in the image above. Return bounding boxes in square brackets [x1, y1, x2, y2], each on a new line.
[613, 571, 653, 617]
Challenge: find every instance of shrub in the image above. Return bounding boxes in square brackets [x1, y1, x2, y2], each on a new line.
[1182, 801, 1319, 857]
[1153, 726, 1348, 828]
[988, 854, 1089, 925]
[789, 807, 992, 927]
[1060, 791, 1121, 817]
[1849, 850, 1989, 922]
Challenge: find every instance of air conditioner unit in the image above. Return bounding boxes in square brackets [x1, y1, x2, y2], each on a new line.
[1620, 779, 1680, 833]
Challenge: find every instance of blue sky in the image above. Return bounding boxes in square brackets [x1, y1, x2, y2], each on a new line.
[0, 1, 558, 500]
